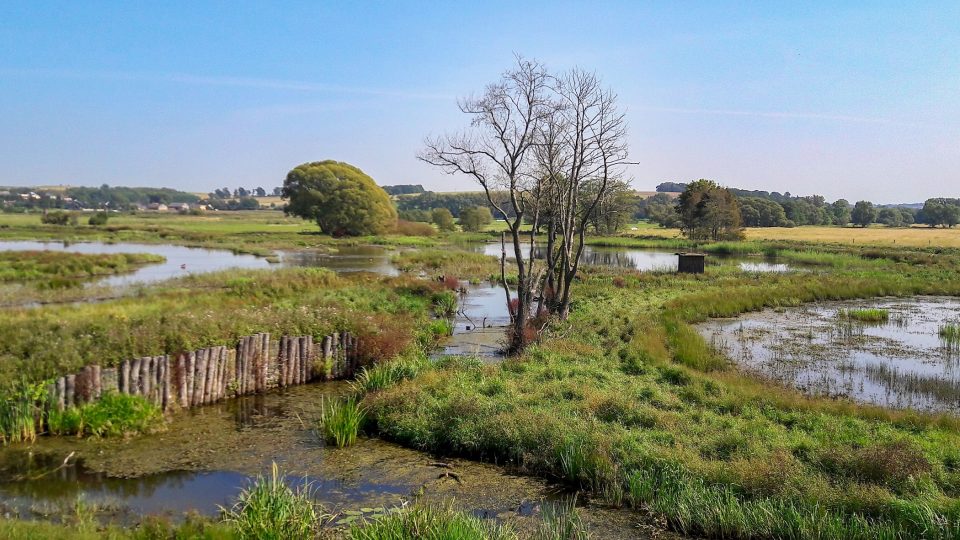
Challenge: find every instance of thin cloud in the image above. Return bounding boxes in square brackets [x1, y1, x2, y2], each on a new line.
[0, 67, 453, 101]
[637, 105, 898, 125]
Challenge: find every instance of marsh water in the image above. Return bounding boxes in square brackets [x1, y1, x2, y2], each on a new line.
[699, 297, 960, 412]
[473, 242, 792, 273]
[0, 383, 651, 537]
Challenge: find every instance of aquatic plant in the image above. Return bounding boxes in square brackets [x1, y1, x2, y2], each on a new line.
[46, 393, 162, 438]
[939, 322, 960, 350]
[533, 497, 589, 540]
[0, 380, 46, 444]
[317, 397, 366, 448]
[222, 462, 321, 540]
[432, 290, 458, 318]
[348, 503, 517, 540]
[838, 308, 890, 323]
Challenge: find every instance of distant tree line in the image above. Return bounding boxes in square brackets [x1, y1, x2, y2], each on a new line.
[0, 185, 198, 211]
[394, 191, 515, 218]
[208, 186, 282, 199]
[382, 184, 426, 195]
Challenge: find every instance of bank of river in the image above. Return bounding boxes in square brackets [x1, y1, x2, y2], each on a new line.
[699, 296, 960, 412]
[0, 382, 657, 537]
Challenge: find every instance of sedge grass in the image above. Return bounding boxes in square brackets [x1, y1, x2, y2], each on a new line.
[221, 462, 322, 540]
[940, 323, 960, 350]
[347, 503, 517, 540]
[838, 308, 890, 323]
[317, 397, 366, 448]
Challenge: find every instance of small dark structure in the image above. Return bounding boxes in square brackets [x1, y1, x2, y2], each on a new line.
[676, 253, 706, 274]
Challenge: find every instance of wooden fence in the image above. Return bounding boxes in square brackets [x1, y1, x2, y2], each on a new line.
[48, 331, 361, 411]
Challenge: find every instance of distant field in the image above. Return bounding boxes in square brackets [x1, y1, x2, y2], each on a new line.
[625, 223, 960, 248]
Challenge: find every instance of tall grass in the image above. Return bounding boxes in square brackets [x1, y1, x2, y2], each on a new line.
[317, 397, 366, 448]
[352, 353, 429, 394]
[940, 323, 960, 350]
[221, 462, 321, 540]
[533, 497, 590, 540]
[0, 380, 45, 444]
[0, 251, 165, 283]
[347, 503, 517, 540]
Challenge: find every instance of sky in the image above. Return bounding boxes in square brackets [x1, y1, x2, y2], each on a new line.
[1, 1, 958, 203]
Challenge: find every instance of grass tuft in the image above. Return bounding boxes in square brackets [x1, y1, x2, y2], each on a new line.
[221, 462, 321, 540]
[317, 397, 366, 448]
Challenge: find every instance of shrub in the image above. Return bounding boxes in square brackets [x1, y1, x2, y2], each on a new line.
[40, 211, 71, 225]
[394, 219, 436, 237]
[87, 212, 109, 226]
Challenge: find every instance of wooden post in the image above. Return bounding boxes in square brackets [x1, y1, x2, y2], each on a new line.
[185, 352, 196, 407]
[300, 336, 311, 382]
[261, 333, 270, 390]
[207, 347, 217, 403]
[226, 347, 236, 397]
[129, 358, 141, 395]
[140, 356, 151, 397]
[55, 377, 66, 410]
[277, 336, 290, 388]
[119, 360, 129, 394]
[91, 365, 102, 401]
[157, 357, 167, 409]
[102, 367, 118, 396]
[252, 334, 262, 392]
[321, 335, 332, 381]
[65, 374, 75, 408]
[236, 339, 245, 396]
[194, 348, 207, 406]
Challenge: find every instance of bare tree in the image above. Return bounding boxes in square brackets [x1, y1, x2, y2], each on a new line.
[539, 69, 631, 319]
[420, 58, 631, 352]
[419, 57, 552, 354]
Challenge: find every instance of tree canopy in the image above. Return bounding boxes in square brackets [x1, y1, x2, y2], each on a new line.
[459, 206, 493, 232]
[676, 180, 744, 240]
[851, 201, 877, 227]
[281, 161, 397, 236]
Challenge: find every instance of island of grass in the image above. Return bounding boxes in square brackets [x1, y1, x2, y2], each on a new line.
[0, 250, 165, 283]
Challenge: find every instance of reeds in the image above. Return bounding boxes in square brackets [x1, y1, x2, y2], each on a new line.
[317, 397, 365, 448]
[532, 497, 589, 540]
[0, 380, 45, 444]
[940, 323, 960, 350]
[221, 462, 321, 540]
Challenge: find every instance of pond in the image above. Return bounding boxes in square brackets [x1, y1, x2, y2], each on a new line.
[698, 297, 960, 412]
[471, 242, 792, 273]
[0, 241, 273, 287]
[0, 383, 650, 537]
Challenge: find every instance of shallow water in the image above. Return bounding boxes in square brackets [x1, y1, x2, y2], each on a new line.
[440, 283, 513, 357]
[280, 246, 399, 276]
[0, 383, 656, 537]
[472, 242, 791, 273]
[698, 297, 960, 412]
[0, 241, 273, 287]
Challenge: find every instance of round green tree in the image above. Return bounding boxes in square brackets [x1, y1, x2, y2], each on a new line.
[282, 161, 397, 236]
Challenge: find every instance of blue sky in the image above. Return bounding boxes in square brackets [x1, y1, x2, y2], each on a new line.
[1, 1, 957, 202]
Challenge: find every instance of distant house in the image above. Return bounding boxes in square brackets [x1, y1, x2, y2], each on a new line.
[168, 202, 190, 213]
[147, 203, 168, 211]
